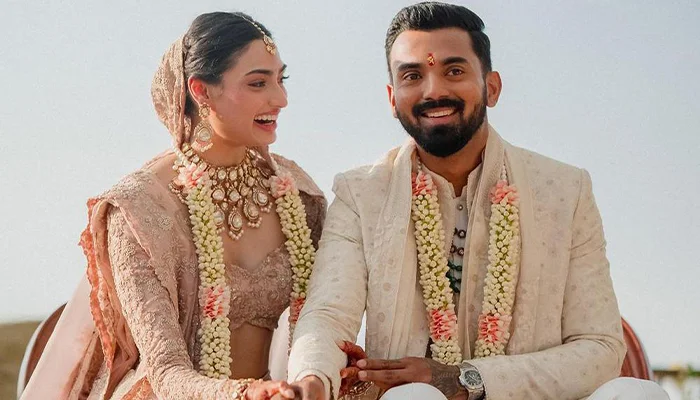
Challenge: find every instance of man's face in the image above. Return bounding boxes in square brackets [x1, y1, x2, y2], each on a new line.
[387, 28, 500, 157]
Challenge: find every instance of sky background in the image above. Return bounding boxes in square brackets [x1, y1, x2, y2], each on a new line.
[1, 0, 698, 368]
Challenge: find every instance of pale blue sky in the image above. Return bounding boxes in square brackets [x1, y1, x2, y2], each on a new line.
[0, 0, 698, 367]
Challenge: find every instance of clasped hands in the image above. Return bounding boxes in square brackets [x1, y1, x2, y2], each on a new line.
[261, 341, 464, 400]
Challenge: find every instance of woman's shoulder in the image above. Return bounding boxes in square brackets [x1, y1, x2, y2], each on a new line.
[271, 153, 324, 200]
[96, 150, 180, 214]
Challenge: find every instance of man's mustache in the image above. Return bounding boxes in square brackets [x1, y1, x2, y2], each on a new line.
[412, 98, 465, 117]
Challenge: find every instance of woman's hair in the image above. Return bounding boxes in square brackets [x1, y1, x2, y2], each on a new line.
[183, 12, 273, 115]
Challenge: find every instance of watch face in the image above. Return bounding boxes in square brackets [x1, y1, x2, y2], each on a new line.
[464, 369, 483, 386]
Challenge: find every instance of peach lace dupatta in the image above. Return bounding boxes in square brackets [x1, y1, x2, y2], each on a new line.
[22, 36, 316, 399]
[22, 37, 206, 399]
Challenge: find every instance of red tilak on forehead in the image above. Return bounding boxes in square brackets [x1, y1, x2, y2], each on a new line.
[427, 53, 436, 66]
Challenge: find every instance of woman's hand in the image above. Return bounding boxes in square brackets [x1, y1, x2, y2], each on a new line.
[337, 340, 368, 396]
[244, 380, 296, 400]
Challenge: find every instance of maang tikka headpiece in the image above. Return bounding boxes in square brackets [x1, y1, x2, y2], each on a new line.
[240, 15, 276, 55]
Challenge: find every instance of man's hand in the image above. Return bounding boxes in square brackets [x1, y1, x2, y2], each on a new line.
[356, 357, 465, 398]
[337, 340, 367, 395]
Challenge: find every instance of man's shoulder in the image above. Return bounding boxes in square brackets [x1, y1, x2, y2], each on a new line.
[333, 146, 401, 191]
[507, 144, 590, 212]
[508, 144, 584, 183]
[336, 164, 386, 186]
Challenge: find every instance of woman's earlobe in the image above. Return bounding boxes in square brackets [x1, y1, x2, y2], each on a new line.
[188, 77, 210, 105]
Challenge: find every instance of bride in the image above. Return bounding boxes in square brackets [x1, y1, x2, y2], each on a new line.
[21, 11, 326, 400]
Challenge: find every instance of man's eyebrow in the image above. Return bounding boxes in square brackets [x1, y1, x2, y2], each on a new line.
[441, 56, 469, 65]
[393, 61, 423, 74]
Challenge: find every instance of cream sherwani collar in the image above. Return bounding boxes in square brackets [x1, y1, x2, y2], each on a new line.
[369, 125, 544, 360]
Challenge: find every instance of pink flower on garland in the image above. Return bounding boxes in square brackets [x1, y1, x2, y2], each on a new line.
[489, 180, 519, 205]
[200, 286, 230, 319]
[429, 309, 458, 341]
[412, 171, 436, 196]
[270, 172, 297, 198]
[175, 163, 208, 190]
[289, 297, 305, 324]
[478, 313, 511, 344]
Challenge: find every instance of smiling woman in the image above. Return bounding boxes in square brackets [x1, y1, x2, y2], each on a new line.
[19, 11, 326, 400]
[182, 12, 289, 163]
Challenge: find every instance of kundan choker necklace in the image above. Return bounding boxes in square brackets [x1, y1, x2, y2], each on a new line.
[170, 144, 273, 240]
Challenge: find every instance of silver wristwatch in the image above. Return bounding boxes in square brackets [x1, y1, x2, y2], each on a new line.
[458, 362, 485, 400]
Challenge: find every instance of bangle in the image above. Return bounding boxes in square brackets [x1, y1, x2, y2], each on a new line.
[348, 381, 373, 396]
[229, 378, 259, 399]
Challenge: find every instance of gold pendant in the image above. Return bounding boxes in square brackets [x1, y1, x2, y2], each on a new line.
[243, 198, 261, 227]
[228, 208, 244, 240]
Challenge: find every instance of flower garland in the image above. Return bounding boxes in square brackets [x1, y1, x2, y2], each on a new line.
[269, 171, 317, 337]
[178, 163, 232, 379]
[412, 169, 462, 365]
[412, 163, 520, 364]
[174, 151, 316, 380]
[474, 167, 520, 357]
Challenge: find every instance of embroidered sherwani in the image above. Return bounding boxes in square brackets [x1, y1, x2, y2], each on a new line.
[289, 127, 626, 400]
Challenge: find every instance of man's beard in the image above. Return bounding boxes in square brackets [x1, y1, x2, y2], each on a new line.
[397, 91, 487, 158]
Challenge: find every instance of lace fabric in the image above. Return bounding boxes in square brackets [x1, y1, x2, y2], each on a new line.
[21, 33, 326, 399]
[21, 161, 325, 400]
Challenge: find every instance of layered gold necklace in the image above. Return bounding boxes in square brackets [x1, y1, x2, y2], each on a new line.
[170, 144, 273, 240]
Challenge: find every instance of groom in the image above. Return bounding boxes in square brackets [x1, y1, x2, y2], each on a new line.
[286, 2, 667, 400]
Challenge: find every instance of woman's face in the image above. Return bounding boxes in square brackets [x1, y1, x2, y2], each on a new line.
[191, 39, 288, 148]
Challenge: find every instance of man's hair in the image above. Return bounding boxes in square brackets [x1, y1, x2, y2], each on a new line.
[385, 2, 491, 78]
